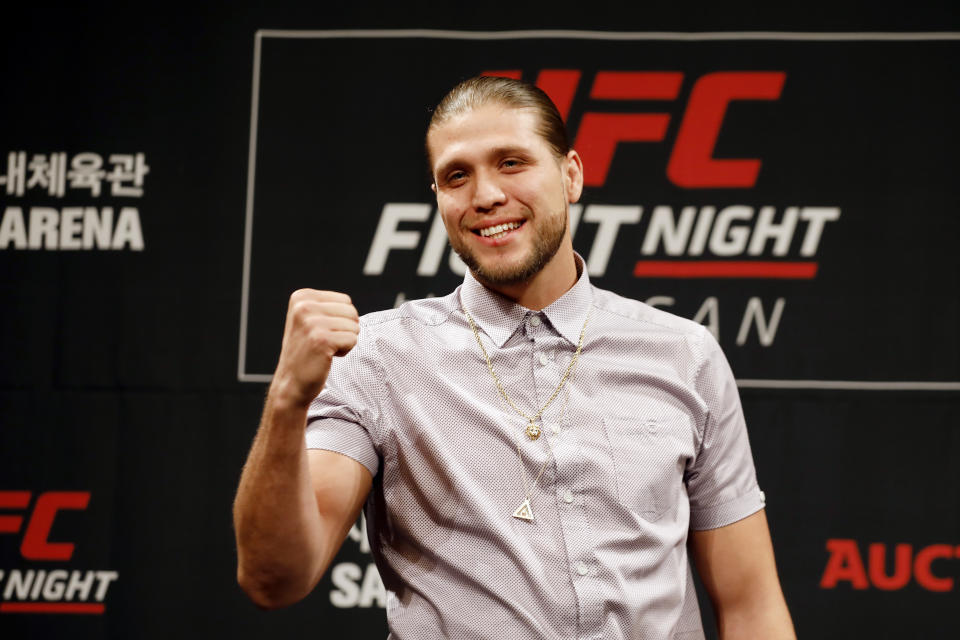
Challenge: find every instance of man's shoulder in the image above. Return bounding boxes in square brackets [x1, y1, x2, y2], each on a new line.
[359, 290, 460, 330]
[591, 285, 708, 341]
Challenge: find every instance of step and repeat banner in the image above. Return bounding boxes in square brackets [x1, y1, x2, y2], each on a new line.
[1, 14, 958, 640]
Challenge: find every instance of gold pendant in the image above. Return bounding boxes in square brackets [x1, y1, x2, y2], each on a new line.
[526, 421, 541, 440]
[512, 498, 534, 522]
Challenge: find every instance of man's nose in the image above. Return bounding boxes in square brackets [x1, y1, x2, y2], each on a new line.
[471, 171, 506, 211]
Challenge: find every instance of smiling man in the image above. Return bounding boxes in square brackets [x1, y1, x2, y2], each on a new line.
[233, 76, 795, 639]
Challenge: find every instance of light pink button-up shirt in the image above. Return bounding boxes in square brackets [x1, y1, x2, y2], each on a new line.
[307, 263, 764, 640]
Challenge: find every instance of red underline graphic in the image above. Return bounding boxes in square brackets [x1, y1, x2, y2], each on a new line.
[633, 261, 818, 279]
[0, 602, 105, 614]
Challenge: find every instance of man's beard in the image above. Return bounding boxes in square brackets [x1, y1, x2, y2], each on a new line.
[451, 206, 568, 287]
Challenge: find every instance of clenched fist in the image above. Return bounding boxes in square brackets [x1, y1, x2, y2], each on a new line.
[270, 289, 360, 409]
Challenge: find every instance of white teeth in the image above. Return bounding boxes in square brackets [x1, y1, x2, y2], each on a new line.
[478, 221, 521, 237]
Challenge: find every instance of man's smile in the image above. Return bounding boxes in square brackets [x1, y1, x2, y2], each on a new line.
[471, 219, 526, 243]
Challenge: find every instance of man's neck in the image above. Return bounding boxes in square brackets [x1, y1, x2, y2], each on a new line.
[476, 249, 580, 311]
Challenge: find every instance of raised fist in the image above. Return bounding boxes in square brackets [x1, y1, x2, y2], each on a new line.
[270, 289, 360, 408]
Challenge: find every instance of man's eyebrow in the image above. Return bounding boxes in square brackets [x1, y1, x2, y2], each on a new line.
[488, 145, 535, 160]
[433, 159, 466, 182]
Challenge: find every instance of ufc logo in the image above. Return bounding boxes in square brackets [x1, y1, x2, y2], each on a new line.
[0, 491, 90, 561]
[482, 69, 786, 188]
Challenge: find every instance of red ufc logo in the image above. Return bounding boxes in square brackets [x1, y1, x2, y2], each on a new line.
[0, 491, 90, 561]
[482, 69, 786, 188]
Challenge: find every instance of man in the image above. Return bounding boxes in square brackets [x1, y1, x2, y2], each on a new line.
[234, 76, 795, 639]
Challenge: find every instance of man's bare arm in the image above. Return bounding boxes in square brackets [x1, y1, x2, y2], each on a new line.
[689, 509, 796, 640]
[233, 289, 371, 609]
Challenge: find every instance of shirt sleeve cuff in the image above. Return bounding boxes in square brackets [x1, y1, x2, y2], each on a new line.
[305, 417, 380, 478]
[689, 486, 766, 531]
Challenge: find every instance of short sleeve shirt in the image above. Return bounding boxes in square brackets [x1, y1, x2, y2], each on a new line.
[306, 265, 765, 640]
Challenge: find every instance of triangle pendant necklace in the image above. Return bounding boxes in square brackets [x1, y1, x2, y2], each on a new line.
[512, 498, 535, 522]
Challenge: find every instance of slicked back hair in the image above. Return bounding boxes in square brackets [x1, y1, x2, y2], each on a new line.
[426, 76, 571, 170]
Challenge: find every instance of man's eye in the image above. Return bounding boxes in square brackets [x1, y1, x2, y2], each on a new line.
[501, 159, 523, 169]
[446, 171, 466, 184]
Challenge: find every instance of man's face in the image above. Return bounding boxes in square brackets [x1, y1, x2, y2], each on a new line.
[428, 104, 583, 287]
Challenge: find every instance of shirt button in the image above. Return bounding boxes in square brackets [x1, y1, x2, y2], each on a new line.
[576, 562, 589, 576]
[759, 490, 766, 503]
[538, 352, 549, 366]
[551, 424, 561, 435]
[563, 489, 574, 504]
[529, 315, 541, 327]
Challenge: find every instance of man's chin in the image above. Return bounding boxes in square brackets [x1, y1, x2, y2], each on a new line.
[463, 254, 546, 288]
[473, 267, 533, 288]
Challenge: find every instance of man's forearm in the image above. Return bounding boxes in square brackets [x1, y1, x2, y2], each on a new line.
[717, 592, 796, 640]
[690, 511, 796, 640]
[233, 388, 326, 609]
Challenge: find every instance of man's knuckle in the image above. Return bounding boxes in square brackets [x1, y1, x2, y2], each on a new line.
[290, 301, 310, 323]
[290, 288, 312, 303]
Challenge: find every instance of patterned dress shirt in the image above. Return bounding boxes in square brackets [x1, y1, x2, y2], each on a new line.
[306, 263, 765, 640]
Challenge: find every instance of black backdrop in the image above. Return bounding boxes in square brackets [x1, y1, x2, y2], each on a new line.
[1, 4, 959, 639]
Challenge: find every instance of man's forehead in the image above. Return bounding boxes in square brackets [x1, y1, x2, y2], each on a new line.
[428, 105, 542, 168]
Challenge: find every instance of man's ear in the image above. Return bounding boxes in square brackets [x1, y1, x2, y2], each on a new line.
[564, 149, 584, 203]
[431, 182, 437, 194]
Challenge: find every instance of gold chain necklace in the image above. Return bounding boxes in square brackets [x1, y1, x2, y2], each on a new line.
[463, 305, 592, 521]
[509, 385, 571, 522]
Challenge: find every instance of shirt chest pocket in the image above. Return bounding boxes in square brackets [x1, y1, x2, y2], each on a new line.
[603, 416, 695, 522]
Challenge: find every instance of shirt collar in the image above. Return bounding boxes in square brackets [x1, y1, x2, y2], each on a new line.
[459, 253, 594, 348]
